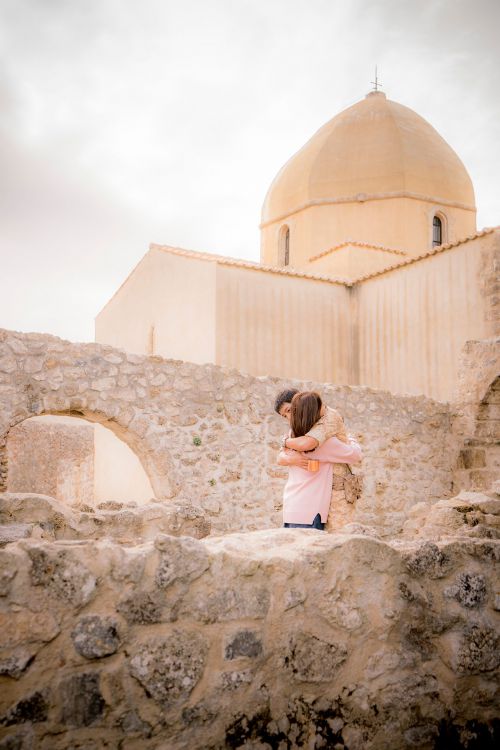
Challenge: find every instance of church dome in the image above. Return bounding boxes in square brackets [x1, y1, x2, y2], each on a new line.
[261, 92, 475, 225]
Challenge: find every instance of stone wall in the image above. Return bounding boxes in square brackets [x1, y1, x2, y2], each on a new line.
[454, 338, 500, 495]
[0, 329, 463, 537]
[7, 419, 94, 506]
[455, 376, 500, 493]
[0, 530, 498, 749]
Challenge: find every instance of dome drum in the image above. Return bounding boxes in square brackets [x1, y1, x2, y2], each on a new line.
[260, 91, 476, 277]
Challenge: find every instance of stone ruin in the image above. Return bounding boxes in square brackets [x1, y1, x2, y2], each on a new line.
[0, 329, 499, 749]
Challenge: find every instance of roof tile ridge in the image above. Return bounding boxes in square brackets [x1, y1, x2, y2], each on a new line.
[351, 228, 495, 283]
[309, 240, 408, 262]
[150, 243, 353, 286]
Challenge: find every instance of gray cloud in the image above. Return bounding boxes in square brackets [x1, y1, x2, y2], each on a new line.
[0, 0, 498, 340]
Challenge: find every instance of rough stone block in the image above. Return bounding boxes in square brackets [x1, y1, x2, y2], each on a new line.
[28, 547, 96, 607]
[284, 632, 347, 682]
[224, 630, 263, 660]
[128, 631, 208, 707]
[71, 615, 122, 659]
[444, 573, 487, 608]
[1, 691, 49, 726]
[59, 672, 105, 727]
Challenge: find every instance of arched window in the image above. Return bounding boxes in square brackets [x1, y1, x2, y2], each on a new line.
[432, 215, 443, 247]
[279, 225, 290, 266]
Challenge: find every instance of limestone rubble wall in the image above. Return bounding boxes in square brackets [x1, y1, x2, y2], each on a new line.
[0, 531, 498, 749]
[0, 329, 462, 537]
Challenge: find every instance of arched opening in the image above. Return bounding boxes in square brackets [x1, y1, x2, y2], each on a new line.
[432, 214, 445, 247]
[278, 225, 290, 266]
[6, 415, 155, 508]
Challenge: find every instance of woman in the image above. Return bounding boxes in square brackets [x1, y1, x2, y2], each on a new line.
[277, 392, 362, 530]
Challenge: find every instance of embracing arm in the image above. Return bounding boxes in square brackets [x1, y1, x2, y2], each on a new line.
[282, 435, 319, 452]
[308, 436, 363, 464]
[277, 449, 310, 469]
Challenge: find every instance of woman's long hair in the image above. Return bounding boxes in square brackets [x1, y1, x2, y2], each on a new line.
[290, 391, 322, 437]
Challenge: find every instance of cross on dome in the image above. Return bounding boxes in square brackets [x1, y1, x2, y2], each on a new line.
[370, 65, 382, 92]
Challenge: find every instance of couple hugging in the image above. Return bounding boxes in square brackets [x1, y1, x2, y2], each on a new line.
[274, 389, 363, 532]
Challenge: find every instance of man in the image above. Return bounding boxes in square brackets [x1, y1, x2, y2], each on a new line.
[274, 389, 348, 451]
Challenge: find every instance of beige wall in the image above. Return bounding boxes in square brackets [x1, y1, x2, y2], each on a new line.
[95, 231, 497, 401]
[215, 264, 352, 383]
[261, 198, 476, 278]
[355, 232, 499, 401]
[94, 423, 154, 504]
[96, 248, 217, 364]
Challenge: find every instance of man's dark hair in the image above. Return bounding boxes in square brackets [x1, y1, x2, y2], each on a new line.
[274, 388, 299, 415]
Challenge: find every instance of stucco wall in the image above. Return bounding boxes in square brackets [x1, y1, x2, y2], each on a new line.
[215, 264, 352, 383]
[355, 231, 499, 401]
[261, 198, 476, 275]
[96, 248, 217, 364]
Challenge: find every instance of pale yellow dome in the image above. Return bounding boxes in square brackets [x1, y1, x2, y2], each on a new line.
[262, 92, 475, 225]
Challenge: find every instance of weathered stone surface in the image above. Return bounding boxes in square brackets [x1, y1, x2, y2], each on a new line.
[27, 546, 96, 607]
[1, 691, 49, 726]
[0, 493, 210, 544]
[128, 631, 208, 707]
[71, 615, 121, 659]
[284, 632, 348, 682]
[0, 524, 33, 547]
[455, 624, 500, 674]
[59, 672, 105, 727]
[444, 572, 487, 608]
[182, 581, 270, 623]
[154, 534, 209, 588]
[0, 733, 27, 750]
[217, 669, 253, 691]
[0, 609, 60, 651]
[116, 590, 167, 625]
[0, 650, 33, 679]
[117, 710, 152, 738]
[224, 630, 263, 660]
[404, 541, 452, 578]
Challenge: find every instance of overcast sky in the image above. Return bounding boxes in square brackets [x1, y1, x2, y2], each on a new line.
[1, 0, 499, 342]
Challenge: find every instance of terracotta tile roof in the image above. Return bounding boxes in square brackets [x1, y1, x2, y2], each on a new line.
[150, 243, 353, 286]
[350, 227, 497, 283]
[99, 228, 498, 317]
[309, 240, 408, 263]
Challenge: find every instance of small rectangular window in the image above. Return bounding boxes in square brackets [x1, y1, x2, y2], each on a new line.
[433, 216, 442, 247]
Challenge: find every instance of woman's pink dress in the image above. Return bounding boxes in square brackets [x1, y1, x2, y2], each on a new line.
[282, 437, 362, 525]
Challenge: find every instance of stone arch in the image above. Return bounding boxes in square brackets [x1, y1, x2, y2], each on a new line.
[5, 412, 155, 504]
[2, 406, 170, 499]
[0, 331, 178, 498]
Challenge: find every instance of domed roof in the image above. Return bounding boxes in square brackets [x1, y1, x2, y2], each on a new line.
[262, 92, 475, 225]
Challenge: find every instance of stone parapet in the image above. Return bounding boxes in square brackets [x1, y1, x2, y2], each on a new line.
[0, 530, 498, 748]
